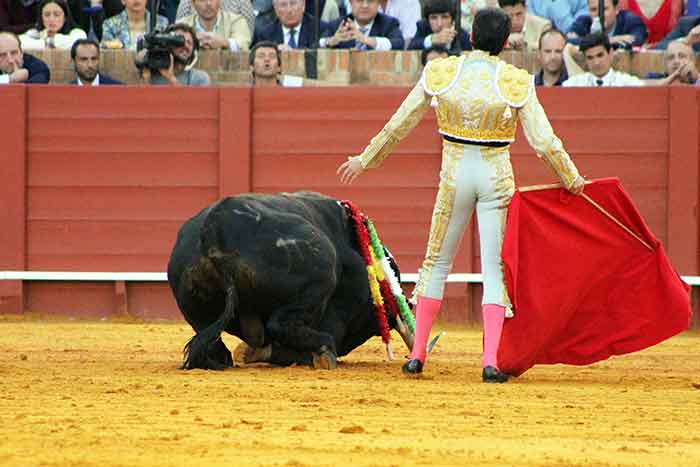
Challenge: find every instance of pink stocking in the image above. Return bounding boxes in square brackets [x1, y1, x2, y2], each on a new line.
[482, 304, 506, 368]
[410, 296, 442, 362]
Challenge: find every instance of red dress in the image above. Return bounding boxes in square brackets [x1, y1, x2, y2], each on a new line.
[619, 0, 684, 44]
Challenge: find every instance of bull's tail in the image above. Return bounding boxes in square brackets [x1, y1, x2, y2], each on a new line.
[182, 285, 238, 370]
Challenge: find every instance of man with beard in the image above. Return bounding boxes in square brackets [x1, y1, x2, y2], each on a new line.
[535, 28, 568, 86]
[141, 23, 211, 86]
[250, 40, 281, 85]
[0, 31, 50, 84]
[69, 38, 122, 85]
[249, 40, 308, 87]
[179, 0, 252, 51]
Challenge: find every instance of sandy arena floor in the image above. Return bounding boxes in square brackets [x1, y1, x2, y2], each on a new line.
[0, 316, 698, 467]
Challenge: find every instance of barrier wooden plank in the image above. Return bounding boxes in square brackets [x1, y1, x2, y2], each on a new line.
[0, 86, 696, 323]
[0, 87, 27, 314]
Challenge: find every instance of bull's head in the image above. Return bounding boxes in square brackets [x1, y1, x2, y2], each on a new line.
[384, 250, 415, 354]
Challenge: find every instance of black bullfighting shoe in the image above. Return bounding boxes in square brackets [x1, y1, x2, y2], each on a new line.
[402, 359, 424, 376]
[482, 366, 509, 383]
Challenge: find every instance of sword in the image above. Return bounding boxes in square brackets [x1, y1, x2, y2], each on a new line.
[426, 331, 446, 353]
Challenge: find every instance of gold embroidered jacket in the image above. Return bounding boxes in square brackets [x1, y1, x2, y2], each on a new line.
[358, 50, 580, 189]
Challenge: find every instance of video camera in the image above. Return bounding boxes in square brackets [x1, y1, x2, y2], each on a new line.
[134, 0, 184, 71]
[136, 32, 185, 71]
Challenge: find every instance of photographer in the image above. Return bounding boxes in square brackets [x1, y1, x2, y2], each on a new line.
[139, 23, 211, 86]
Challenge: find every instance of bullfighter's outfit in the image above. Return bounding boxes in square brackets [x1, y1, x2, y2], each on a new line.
[353, 50, 582, 381]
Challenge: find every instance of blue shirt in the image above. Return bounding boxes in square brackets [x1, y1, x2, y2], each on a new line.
[528, 0, 589, 34]
[535, 67, 569, 86]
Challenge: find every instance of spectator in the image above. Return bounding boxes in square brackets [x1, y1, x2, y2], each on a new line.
[0, 0, 40, 34]
[498, 0, 551, 50]
[69, 37, 122, 84]
[250, 40, 280, 85]
[179, 0, 251, 51]
[323, 0, 403, 50]
[20, 0, 87, 50]
[568, 0, 648, 48]
[409, 0, 472, 51]
[249, 40, 328, 86]
[646, 39, 698, 84]
[654, 14, 700, 51]
[254, 0, 325, 49]
[527, 0, 588, 34]
[342, 0, 421, 43]
[535, 28, 568, 85]
[177, 0, 255, 35]
[562, 32, 644, 85]
[141, 23, 211, 85]
[0, 31, 50, 83]
[102, 0, 168, 50]
[421, 44, 449, 65]
[622, 0, 684, 44]
[68, 0, 123, 41]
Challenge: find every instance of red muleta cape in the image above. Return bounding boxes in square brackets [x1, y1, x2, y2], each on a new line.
[498, 177, 691, 377]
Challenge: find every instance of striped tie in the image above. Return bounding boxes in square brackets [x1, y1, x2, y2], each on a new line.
[357, 27, 369, 50]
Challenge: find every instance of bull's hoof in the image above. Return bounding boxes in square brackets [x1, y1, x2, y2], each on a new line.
[233, 343, 272, 365]
[312, 347, 337, 370]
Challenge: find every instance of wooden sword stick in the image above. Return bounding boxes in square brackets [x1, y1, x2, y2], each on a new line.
[518, 182, 654, 251]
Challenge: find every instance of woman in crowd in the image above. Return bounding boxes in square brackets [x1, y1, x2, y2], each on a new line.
[101, 0, 168, 50]
[19, 0, 87, 49]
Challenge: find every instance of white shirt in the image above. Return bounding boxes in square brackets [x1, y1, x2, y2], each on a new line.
[77, 74, 101, 86]
[282, 23, 302, 48]
[320, 18, 392, 50]
[423, 34, 454, 50]
[345, 0, 421, 40]
[562, 69, 645, 87]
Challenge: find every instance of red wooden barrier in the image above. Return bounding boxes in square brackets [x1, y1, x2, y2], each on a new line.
[0, 85, 697, 325]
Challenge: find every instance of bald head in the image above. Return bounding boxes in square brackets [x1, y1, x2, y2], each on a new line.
[664, 40, 697, 83]
[665, 40, 693, 69]
[0, 32, 23, 74]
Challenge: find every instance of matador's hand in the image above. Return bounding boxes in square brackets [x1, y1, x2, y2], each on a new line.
[337, 156, 364, 184]
[568, 176, 585, 195]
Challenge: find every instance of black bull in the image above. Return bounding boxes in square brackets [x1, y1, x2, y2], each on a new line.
[167, 191, 415, 370]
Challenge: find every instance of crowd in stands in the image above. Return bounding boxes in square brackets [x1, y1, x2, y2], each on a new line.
[0, 0, 698, 86]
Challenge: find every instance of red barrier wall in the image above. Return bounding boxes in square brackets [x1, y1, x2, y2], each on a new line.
[1, 85, 698, 325]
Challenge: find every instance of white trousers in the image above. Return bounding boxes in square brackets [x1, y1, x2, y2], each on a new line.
[413, 140, 515, 309]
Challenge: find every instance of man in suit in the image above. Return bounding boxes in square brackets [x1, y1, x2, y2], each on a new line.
[180, 0, 252, 51]
[70, 38, 122, 85]
[408, 0, 471, 51]
[567, 0, 648, 48]
[323, 0, 404, 50]
[654, 15, 700, 52]
[0, 31, 50, 84]
[253, 0, 324, 49]
[499, 0, 552, 51]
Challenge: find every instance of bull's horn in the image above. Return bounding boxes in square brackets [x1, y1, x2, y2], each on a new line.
[394, 314, 414, 352]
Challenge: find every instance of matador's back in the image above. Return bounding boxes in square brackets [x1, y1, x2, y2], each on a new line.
[422, 50, 533, 144]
